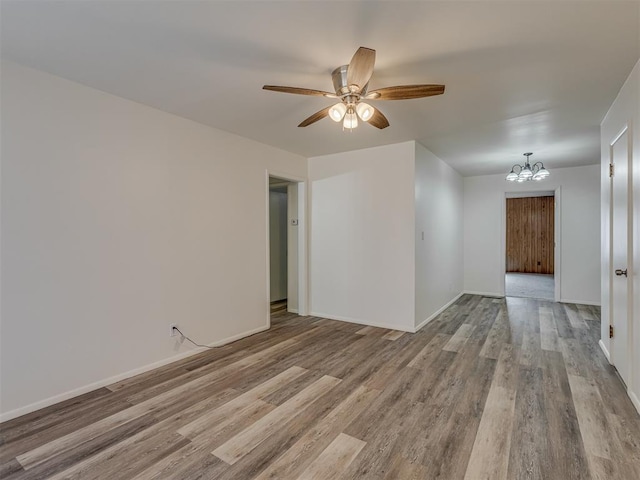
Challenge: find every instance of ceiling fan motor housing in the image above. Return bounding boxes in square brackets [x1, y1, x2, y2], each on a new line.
[332, 65, 368, 98]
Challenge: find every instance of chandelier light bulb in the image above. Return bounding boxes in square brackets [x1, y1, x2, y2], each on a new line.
[520, 165, 533, 178]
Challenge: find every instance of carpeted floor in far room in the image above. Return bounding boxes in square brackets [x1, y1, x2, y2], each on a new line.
[505, 273, 554, 300]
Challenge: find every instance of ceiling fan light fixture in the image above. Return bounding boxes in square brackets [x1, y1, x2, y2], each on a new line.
[343, 108, 358, 130]
[356, 102, 374, 122]
[329, 103, 347, 122]
[328, 103, 347, 122]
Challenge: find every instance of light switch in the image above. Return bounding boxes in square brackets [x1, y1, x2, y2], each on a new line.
[291, 219, 299, 226]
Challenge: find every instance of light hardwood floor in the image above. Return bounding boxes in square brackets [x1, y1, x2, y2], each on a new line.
[1, 295, 639, 479]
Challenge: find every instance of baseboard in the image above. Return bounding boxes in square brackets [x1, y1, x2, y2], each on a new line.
[560, 298, 601, 306]
[309, 311, 415, 333]
[463, 291, 504, 298]
[629, 391, 640, 416]
[0, 323, 270, 423]
[207, 324, 270, 347]
[287, 308, 299, 314]
[597, 340, 639, 415]
[463, 292, 602, 307]
[598, 339, 611, 362]
[415, 292, 464, 332]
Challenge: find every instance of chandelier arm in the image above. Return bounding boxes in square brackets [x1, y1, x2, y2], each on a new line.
[531, 161, 544, 173]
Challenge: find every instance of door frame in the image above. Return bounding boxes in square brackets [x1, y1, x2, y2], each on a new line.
[608, 123, 633, 386]
[265, 170, 308, 327]
[500, 189, 561, 301]
[554, 186, 562, 302]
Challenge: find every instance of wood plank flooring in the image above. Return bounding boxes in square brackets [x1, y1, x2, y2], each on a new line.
[1, 295, 639, 479]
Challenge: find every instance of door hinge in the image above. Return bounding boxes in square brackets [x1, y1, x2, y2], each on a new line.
[609, 163, 614, 177]
[610, 325, 614, 338]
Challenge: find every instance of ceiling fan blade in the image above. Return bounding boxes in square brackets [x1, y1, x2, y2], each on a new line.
[346, 47, 376, 92]
[365, 84, 445, 100]
[298, 106, 331, 127]
[263, 85, 337, 98]
[368, 108, 390, 129]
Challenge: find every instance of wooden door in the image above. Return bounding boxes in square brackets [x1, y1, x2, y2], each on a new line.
[506, 196, 554, 274]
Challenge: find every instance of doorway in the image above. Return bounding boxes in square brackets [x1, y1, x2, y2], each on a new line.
[267, 173, 306, 324]
[505, 192, 556, 300]
[269, 180, 289, 313]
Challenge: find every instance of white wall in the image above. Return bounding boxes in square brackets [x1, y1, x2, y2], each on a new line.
[309, 142, 416, 331]
[414, 143, 463, 328]
[0, 61, 306, 419]
[600, 59, 640, 413]
[269, 189, 288, 301]
[464, 164, 601, 304]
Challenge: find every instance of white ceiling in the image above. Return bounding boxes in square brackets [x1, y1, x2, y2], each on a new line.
[2, 1, 638, 176]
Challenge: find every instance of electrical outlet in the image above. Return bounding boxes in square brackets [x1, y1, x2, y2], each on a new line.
[170, 323, 178, 337]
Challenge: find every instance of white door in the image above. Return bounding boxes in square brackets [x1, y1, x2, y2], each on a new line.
[611, 127, 630, 386]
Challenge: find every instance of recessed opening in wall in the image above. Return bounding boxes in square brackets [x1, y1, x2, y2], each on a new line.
[505, 191, 556, 301]
[268, 174, 304, 322]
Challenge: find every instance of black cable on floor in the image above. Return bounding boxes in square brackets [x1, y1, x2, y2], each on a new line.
[173, 326, 218, 349]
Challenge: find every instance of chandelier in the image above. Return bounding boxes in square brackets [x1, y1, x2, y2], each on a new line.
[505, 152, 550, 182]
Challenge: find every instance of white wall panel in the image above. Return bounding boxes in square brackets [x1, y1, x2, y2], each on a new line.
[309, 142, 416, 331]
[0, 61, 306, 419]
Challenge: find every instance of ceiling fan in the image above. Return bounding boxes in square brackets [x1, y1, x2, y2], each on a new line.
[263, 47, 445, 130]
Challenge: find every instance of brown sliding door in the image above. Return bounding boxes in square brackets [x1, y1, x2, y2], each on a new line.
[506, 196, 554, 274]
